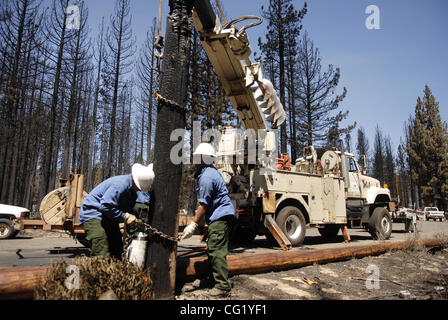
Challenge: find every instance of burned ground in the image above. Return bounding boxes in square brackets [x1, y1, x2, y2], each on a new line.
[177, 246, 448, 300]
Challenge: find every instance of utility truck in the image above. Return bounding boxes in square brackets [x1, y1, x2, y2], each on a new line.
[192, 0, 394, 248]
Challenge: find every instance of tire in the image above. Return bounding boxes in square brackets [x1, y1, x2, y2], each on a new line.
[275, 206, 306, 246]
[0, 218, 17, 239]
[368, 207, 392, 240]
[318, 224, 340, 239]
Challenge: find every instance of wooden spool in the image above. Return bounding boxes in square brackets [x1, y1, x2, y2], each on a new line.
[39, 187, 88, 226]
[40, 187, 69, 226]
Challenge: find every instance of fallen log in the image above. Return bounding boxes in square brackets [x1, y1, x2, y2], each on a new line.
[176, 237, 448, 282]
[0, 266, 49, 300]
[1, 237, 447, 299]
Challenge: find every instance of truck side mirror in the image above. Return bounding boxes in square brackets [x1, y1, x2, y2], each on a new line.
[360, 155, 368, 175]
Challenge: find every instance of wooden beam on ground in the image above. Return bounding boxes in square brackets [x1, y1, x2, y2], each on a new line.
[176, 237, 448, 282]
[0, 266, 49, 300]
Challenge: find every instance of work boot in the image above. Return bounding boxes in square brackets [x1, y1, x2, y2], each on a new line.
[182, 276, 214, 293]
[209, 287, 231, 298]
[182, 279, 201, 292]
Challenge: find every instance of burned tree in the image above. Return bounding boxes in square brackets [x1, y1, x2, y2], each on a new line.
[146, 0, 194, 299]
[105, 0, 135, 178]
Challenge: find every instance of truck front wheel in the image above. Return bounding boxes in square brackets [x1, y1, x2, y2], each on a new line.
[368, 207, 392, 240]
[276, 206, 306, 246]
[0, 218, 18, 239]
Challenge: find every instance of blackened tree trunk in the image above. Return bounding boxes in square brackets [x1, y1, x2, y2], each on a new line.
[41, 0, 70, 200]
[146, 0, 193, 299]
[106, 0, 135, 178]
[0, 0, 33, 204]
[88, 18, 106, 190]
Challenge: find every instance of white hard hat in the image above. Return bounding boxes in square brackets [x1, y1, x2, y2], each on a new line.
[131, 163, 155, 192]
[193, 143, 217, 158]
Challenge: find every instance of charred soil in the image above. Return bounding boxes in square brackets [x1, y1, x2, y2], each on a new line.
[177, 246, 448, 300]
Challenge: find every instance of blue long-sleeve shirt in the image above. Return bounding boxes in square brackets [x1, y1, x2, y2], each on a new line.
[197, 165, 235, 225]
[79, 174, 138, 225]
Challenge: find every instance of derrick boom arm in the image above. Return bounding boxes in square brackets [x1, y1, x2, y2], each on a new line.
[192, 0, 285, 132]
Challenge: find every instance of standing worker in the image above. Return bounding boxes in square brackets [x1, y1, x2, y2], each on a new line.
[181, 143, 235, 297]
[79, 164, 155, 259]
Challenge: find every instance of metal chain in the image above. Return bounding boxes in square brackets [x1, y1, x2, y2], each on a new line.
[142, 222, 178, 243]
[121, 222, 178, 261]
[154, 91, 187, 114]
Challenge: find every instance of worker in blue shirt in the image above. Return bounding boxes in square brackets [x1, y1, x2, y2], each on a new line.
[80, 164, 155, 259]
[181, 143, 235, 297]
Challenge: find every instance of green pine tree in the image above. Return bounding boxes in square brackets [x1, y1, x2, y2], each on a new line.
[406, 85, 448, 209]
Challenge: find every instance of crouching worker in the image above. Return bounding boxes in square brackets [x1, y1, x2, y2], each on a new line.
[79, 164, 155, 259]
[180, 143, 235, 297]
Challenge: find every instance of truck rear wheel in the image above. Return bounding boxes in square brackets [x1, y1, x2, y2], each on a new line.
[276, 206, 306, 246]
[318, 225, 340, 239]
[368, 207, 392, 240]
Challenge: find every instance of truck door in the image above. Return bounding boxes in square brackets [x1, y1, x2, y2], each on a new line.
[347, 157, 362, 199]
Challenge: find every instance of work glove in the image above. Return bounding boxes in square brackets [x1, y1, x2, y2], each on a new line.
[124, 213, 138, 226]
[180, 221, 199, 240]
[134, 219, 146, 230]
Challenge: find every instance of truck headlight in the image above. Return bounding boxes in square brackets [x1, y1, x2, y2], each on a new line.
[20, 211, 29, 218]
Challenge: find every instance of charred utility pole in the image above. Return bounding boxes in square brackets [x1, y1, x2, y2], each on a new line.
[145, 0, 194, 299]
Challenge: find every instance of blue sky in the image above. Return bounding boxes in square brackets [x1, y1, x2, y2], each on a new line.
[84, 0, 447, 153]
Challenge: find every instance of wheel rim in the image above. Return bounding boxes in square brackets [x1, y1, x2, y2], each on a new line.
[0, 222, 10, 237]
[381, 216, 390, 234]
[285, 215, 302, 240]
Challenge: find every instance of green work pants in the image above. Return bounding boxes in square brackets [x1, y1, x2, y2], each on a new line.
[82, 218, 123, 259]
[207, 215, 234, 291]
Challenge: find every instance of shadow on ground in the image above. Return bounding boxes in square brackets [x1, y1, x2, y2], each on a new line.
[48, 247, 90, 257]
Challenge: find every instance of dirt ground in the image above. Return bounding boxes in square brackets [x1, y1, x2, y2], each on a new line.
[176, 245, 448, 300]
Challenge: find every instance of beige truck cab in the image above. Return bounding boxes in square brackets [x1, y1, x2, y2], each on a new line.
[344, 152, 394, 240]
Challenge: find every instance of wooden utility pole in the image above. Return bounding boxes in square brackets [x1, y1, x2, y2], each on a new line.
[145, 0, 194, 299]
